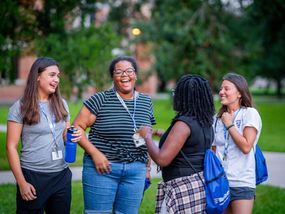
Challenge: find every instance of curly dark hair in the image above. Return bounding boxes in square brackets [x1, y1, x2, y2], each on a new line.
[173, 74, 215, 127]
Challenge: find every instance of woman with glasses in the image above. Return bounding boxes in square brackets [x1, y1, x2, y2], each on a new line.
[73, 56, 156, 214]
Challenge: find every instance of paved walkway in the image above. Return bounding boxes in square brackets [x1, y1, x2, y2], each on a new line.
[1, 152, 285, 188]
[0, 124, 6, 132]
[1, 122, 284, 187]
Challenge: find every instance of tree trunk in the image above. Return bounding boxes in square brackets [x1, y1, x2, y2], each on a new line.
[275, 78, 283, 98]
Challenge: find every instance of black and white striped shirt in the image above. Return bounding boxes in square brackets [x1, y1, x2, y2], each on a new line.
[84, 88, 156, 163]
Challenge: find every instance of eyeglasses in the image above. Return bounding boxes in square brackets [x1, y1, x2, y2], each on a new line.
[113, 68, 135, 77]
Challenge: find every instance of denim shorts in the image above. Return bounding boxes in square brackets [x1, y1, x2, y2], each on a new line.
[230, 187, 256, 201]
[82, 155, 146, 214]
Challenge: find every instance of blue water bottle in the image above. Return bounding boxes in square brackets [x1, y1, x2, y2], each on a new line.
[65, 126, 77, 163]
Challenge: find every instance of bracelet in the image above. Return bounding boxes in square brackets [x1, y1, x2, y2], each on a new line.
[226, 124, 235, 130]
[146, 167, 151, 171]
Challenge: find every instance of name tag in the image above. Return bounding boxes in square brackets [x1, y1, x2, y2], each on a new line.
[52, 150, 63, 160]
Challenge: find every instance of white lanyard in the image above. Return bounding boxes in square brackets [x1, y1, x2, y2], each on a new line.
[40, 103, 58, 150]
[114, 88, 138, 132]
[223, 108, 241, 160]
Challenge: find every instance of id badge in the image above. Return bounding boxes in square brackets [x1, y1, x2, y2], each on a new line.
[132, 133, 145, 147]
[52, 150, 63, 160]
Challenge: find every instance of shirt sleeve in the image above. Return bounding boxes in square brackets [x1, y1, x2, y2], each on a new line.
[83, 92, 105, 116]
[149, 98, 156, 125]
[243, 108, 262, 133]
[8, 100, 23, 124]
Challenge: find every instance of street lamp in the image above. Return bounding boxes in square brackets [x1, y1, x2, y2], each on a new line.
[132, 27, 141, 36]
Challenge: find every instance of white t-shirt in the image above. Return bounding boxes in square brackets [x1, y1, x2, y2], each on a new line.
[213, 107, 262, 188]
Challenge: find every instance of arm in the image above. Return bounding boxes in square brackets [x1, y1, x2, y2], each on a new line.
[228, 126, 257, 154]
[63, 121, 70, 142]
[138, 121, 191, 167]
[6, 121, 37, 201]
[146, 156, 151, 179]
[72, 105, 111, 174]
[222, 112, 257, 154]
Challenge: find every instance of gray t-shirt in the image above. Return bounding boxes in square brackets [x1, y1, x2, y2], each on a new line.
[8, 99, 70, 173]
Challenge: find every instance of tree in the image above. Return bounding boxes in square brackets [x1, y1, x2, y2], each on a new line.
[0, 0, 122, 99]
[35, 24, 121, 99]
[247, 0, 285, 97]
[133, 0, 242, 91]
[0, 0, 27, 83]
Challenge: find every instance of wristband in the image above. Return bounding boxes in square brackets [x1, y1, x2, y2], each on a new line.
[226, 124, 234, 130]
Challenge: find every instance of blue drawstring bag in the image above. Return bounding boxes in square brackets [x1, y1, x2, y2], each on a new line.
[181, 149, 230, 214]
[255, 144, 268, 185]
[204, 149, 230, 214]
[180, 125, 230, 214]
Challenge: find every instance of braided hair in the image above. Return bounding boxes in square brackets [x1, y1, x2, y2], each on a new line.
[173, 74, 215, 127]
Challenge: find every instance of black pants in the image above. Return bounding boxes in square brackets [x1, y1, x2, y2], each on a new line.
[16, 167, 72, 214]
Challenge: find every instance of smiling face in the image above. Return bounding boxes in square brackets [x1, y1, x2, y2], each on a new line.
[219, 80, 241, 108]
[37, 65, 60, 100]
[112, 60, 137, 98]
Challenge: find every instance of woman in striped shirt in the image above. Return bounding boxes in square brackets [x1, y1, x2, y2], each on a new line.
[73, 56, 156, 214]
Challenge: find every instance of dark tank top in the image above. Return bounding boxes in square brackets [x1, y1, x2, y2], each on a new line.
[159, 115, 213, 182]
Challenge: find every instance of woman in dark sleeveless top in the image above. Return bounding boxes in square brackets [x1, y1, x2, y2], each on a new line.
[139, 74, 215, 213]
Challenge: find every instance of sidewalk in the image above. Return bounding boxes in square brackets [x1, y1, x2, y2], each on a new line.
[0, 124, 6, 132]
[0, 164, 161, 184]
[1, 152, 284, 188]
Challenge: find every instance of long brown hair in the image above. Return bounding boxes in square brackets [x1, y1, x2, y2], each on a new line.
[21, 57, 68, 125]
[217, 73, 253, 118]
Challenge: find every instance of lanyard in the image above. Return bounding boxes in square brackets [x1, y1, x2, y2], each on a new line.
[223, 108, 241, 160]
[40, 103, 58, 150]
[114, 89, 138, 132]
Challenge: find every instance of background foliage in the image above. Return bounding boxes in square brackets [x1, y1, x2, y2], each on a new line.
[0, 0, 284, 97]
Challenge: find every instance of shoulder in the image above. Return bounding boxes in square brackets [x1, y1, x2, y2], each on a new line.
[86, 89, 113, 103]
[61, 98, 68, 105]
[61, 98, 69, 109]
[137, 92, 153, 107]
[174, 115, 197, 129]
[83, 89, 114, 113]
[9, 99, 21, 112]
[241, 107, 262, 128]
[8, 99, 23, 122]
[242, 107, 261, 118]
[137, 92, 151, 100]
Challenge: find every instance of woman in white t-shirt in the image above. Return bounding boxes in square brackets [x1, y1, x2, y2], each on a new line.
[213, 73, 262, 214]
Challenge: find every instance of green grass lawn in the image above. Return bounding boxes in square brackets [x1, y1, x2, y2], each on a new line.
[0, 179, 284, 214]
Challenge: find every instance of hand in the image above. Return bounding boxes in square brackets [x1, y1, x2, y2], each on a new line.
[71, 127, 83, 142]
[137, 126, 152, 141]
[92, 152, 111, 174]
[19, 181, 37, 201]
[221, 112, 234, 127]
[153, 129, 165, 137]
[146, 167, 151, 179]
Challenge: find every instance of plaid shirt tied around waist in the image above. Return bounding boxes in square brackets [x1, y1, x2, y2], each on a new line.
[155, 171, 206, 214]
